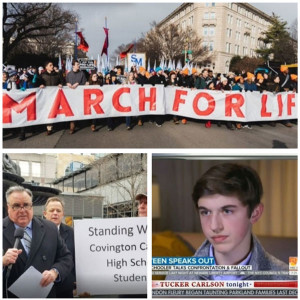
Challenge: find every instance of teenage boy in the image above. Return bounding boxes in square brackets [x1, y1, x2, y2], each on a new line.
[167, 163, 293, 280]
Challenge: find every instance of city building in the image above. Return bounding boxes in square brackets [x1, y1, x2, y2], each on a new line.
[51, 153, 147, 218]
[157, 2, 272, 73]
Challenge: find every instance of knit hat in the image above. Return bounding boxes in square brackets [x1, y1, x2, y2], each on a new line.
[235, 76, 241, 82]
[221, 76, 228, 82]
[257, 73, 264, 80]
[247, 72, 255, 80]
[8, 70, 17, 78]
[155, 67, 162, 73]
[182, 68, 189, 75]
[291, 74, 298, 81]
[280, 65, 288, 72]
[139, 66, 146, 73]
[192, 68, 197, 74]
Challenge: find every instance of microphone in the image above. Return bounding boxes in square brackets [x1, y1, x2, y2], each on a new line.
[6, 227, 25, 279]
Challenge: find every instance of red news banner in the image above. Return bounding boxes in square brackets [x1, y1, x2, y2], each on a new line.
[3, 85, 297, 128]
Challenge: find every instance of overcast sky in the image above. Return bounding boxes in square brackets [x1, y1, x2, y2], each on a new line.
[60, 2, 298, 60]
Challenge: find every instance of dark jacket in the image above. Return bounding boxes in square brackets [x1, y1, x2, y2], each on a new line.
[40, 71, 64, 86]
[3, 216, 73, 298]
[55, 223, 76, 298]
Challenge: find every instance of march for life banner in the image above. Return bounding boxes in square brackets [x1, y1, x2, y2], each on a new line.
[74, 218, 147, 295]
[3, 85, 297, 128]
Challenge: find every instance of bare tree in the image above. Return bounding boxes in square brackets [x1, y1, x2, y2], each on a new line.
[3, 3, 78, 62]
[88, 154, 147, 218]
[137, 22, 212, 66]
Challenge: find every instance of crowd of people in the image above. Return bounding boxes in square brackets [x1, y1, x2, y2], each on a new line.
[3, 60, 297, 140]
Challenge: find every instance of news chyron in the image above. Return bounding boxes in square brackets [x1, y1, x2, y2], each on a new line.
[152, 257, 298, 297]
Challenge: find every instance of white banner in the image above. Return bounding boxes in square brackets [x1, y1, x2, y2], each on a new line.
[74, 218, 147, 295]
[3, 85, 297, 128]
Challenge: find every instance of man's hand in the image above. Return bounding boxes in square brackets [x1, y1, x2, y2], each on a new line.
[39, 85, 45, 89]
[40, 269, 58, 287]
[3, 248, 22, 266]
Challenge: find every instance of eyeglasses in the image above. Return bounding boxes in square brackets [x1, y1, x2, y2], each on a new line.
[9, 203, 33, 211]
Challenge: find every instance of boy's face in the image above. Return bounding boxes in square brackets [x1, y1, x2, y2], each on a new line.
[198, 194, 261, 262]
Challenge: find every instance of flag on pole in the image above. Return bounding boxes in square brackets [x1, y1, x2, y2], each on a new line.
[66, 56, 72, 72]
[101, 27, 109, 56]
[147, 58, 150, 72]
[58, 54, 62, 71]
[120, 44, 134, 59]
[76, 32, 89, 52]
[97, 54, 101, 73]
[153, 60, 157, 71]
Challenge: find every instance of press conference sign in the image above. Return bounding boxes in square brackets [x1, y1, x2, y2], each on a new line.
[74, 218, 147, 295]
[3, 86, 297, 128]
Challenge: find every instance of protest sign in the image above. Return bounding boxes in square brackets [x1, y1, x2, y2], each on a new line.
[74, 217, 147, 295]
[3, 85, 297, 128]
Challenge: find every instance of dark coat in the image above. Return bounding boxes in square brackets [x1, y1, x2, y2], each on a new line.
[3, 216, 73, 298]
[40, 71, 64, 86]
[55, 223, 76, 298]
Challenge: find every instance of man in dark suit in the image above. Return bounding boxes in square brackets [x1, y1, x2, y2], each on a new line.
[43, 197, 76, 298]
[3, 186, 73, 298]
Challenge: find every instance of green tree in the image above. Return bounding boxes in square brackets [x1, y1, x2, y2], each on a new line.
[256, 13, 296, 63]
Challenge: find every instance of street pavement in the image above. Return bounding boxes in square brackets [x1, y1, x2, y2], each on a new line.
[3, 118, 297, 149]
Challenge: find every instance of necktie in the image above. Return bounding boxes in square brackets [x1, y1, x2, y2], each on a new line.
[23, 229, 32, 255]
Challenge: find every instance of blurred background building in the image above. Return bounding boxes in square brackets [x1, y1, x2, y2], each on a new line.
[4, 153, 147, 220]
[157, 3, 272, 73]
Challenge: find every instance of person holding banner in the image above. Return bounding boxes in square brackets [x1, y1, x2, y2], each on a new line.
[166, 163, 292, 281]
[3, 186, 73, 298]
[66, 60, 87, 134]
[43, 197, 76, 298]
[88, 72, 104, 132]
[40, 61, 64, 136]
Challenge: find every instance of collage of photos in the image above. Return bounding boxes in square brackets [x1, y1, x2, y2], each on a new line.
[2, 1, 298, 300]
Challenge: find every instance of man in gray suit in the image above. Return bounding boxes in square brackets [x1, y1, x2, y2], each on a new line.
[43, 197, 76, 298]
[3, 186, 73, 298]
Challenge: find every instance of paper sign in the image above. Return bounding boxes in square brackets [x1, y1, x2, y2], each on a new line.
[74, 217, 147, 295]
[8, 266, 53, 298]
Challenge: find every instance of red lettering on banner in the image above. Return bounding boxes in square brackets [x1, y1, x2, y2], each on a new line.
[139, 88, 156, 111]
[225, 94, 245, 118]
[112, 88, 132, 112]
[173, 90, 187, 111]
[277, 94, 283, 116]
[287, 94, 296, 115]
[3, 92, 36, 123]
[84, 89, 104, 114]
[193, 92, 215, 116]
[261, 94, 272, 117]
[48, 89, 74, 118]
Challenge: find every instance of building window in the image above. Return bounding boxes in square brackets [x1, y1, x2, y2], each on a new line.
[19, 161, 30, 176]
[212, 3, 215, 7]
[210, 26, 215, 36]
[210, 12, 215, 19]
[243, 47, 248, 56]
[32, 162, 41, 177]
[203, 26, 208, 36]
[209, 41, 214, 51]
[204, 12, 209, 19]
